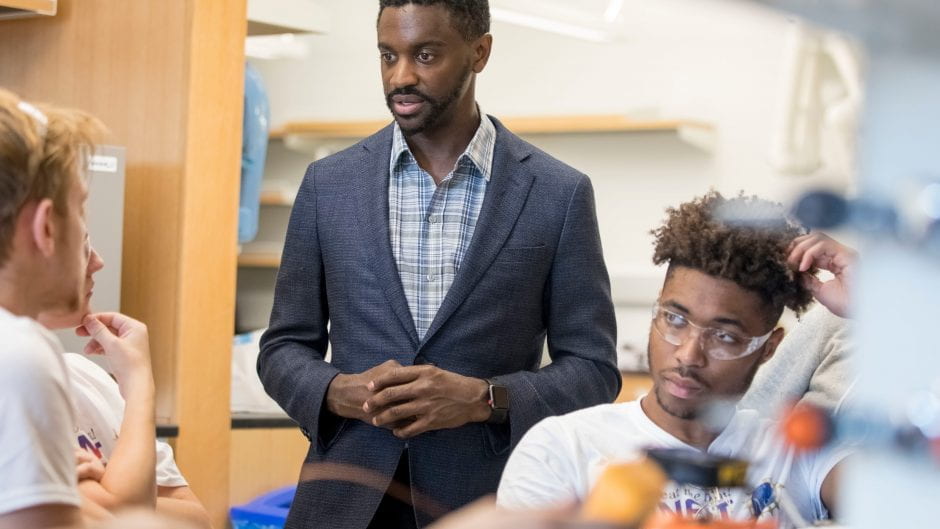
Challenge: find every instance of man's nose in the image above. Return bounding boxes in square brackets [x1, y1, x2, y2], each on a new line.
[673, 328, 707, 368]
[389, 59, 418, 89]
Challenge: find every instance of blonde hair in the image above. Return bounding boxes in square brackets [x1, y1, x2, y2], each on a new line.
[0, 88, 106, 266]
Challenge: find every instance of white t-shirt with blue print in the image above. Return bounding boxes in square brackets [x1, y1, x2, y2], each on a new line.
[497, 398, 848, 528]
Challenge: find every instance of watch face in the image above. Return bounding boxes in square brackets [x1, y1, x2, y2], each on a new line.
[490, 385, 509, 410]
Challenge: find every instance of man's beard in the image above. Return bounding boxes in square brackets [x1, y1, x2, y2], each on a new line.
[653, 368, 706, 420]
[647, 344, 763, 421]
[385, 64, 472, 136]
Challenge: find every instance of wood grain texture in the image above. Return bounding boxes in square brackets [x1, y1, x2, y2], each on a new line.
[172, 1, 244, 527]
[230, 428, 309, 506]
[0, 0, 55, 13]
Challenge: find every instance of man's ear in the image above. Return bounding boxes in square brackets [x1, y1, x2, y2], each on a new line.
[471, 33, 493, 73]
[758, 327, 786, 366]
[29, 198, 57, 258]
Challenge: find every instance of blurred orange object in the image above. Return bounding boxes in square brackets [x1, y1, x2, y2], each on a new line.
[643, 512, 778, 529]
[781, 403, 832, 452]
[580, 458, 668, 527]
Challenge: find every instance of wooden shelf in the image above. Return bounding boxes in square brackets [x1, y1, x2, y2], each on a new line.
[238, 252, 281, 268]
[232, 412, 298, 430]
[269, 120, 388, 140]
[247, 0, 328, 36]
[270, 115, 717, 152]
[259, 189, 294, 206]
[0, 0, 56, 18]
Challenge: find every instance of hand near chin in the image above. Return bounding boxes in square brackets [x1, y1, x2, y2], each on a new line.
[78, 312, 154, 399]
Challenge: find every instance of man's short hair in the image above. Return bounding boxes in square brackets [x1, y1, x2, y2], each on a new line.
[0, 88, 105, 267]
[378, 0, 490, 41]
[651, 191, 814, 324]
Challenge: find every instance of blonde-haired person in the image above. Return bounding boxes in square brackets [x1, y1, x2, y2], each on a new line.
[37, 245, 211, 529]
[0, 87, 104, 528]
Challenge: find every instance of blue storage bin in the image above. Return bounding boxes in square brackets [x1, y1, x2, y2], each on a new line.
[230, 485, 295, 529]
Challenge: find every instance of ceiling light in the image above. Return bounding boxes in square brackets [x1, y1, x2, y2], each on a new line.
[603, 0, 625, 23]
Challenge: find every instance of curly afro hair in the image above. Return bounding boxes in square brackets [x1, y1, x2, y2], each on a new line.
[651, 191, 814, 323]
[378, 0, 490, 42]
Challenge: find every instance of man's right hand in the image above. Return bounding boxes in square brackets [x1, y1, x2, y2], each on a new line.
[79, 312, 154, 400]
[325, 360, 402, 424]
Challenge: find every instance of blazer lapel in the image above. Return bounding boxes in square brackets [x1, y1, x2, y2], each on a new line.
[355, 125, 420, 346]
[420, 121, 535, 347]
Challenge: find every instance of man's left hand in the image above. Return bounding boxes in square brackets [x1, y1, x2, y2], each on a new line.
[363, 365, 492, 439]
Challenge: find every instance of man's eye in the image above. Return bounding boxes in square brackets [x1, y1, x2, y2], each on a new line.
[712, 330, 741, 344]
[416, 52, 433, 62]
[664, 312, 687, 327]
[380, 52, 395, 62]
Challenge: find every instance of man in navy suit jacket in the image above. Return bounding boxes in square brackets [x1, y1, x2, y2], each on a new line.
[258, 1, 620, 527]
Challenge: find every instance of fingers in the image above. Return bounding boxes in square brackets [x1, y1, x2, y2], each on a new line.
[75, 450, 105, 482]
[392, 416, 432, 439]
[788, 232, 858, 276]
[88, 312, 146, 338]
[788, 234, 824, 272]
[370, 400, 425, 428]
[377, 359, 403, 369]
[82, 338, 105, 356]
[77, 461, 104, 481]
[82, 315, 120, 349]
[801, 273, 825, 296]
[367, 365, 430, 392]
[801, 240, 834, 273]
[363, 378, 425, 412]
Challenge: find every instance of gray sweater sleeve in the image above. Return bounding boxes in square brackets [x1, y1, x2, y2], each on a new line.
[740, 304, 854, 416]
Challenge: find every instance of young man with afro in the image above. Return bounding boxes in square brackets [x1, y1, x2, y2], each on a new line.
[497, 192, 850, 528]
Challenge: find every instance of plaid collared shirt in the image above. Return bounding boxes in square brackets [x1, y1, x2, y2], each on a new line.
[388, 114, 496, 339]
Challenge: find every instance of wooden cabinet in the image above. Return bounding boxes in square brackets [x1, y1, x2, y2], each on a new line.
[617, 372, 654, 403]
[230, 416, 310, 507]
[0, 0, 56, 18]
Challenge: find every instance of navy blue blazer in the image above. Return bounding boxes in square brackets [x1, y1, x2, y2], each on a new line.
[258, 117, 620, 528]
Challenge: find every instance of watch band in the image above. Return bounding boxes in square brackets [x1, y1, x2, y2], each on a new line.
[485, 378, 509, 424]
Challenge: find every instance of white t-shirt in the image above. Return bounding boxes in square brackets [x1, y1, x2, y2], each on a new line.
[66, 353, 187, 488]
[0, 307, 81, 515]
[497, 398, 847, 527]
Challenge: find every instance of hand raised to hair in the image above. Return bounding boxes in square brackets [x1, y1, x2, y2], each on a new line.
[788, 232, 858, 318]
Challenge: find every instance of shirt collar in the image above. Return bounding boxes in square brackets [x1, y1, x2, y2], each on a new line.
[390, 107, 496, 182]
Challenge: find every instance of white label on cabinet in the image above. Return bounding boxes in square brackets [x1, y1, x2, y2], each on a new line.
[89, 155, 118, 173]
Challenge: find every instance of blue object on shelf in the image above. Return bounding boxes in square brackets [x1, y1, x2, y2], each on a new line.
[238, 61, 270, 244]
[230, 485, 295, 529]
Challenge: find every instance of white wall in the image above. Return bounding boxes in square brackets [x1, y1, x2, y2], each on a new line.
[247, 0, 855, 357]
